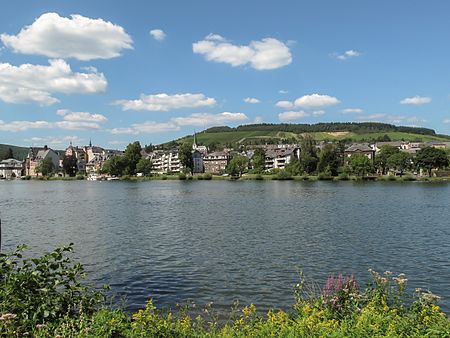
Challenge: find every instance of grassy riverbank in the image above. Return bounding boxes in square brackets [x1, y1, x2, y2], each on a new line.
[1, 245, 449, 337]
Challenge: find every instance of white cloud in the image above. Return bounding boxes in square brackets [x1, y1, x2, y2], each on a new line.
[342, 108, 364, 114]
[55, 121, 102, 130]
[1, 12, 133, 60]
[400, 96, 432, 105]
[57, 109, 108, 123]
[244, 97, 260, 104]
[149, 29, 166, 41]
[358, 113, 387, 121]
[0, 120, 52, 132]
[193, 35, 292, 70]
[278, 110, 325, 121]
[172, 112, 248, 126]
[26, 135, 83, 145]
[278, 89, 288, 94]
[115, 93, 216, 111]
[253, 116, 264, 123]
[294, 94, 340, 108]
[278, 111, 310, 121]
[108, 140, 127, 145]
[334, 50, 361, 60]
[444, 119, 450, 124]
[110, 121, 180, 135]
[275, 100, 294, 109]
[0, 59, 107, 105]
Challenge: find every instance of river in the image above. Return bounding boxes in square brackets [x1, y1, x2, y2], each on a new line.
[1, 180, 449, 313]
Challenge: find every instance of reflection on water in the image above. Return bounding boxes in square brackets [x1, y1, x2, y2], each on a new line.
[1, 180, 449, 313]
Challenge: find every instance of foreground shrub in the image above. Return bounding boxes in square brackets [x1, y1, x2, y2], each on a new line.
[178, 173, 187, 180]
[0, 245, 105, 336]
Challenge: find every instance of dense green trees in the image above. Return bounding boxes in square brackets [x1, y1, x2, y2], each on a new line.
[124, 141, 142, 175]
[317, 144, 341, 176]
[1, 147, 14, 160]
[386, 152, 411, 176]
[227, 155, 248, 177]
[178, 142, 193, 174]
[136, 158, 153, 176]
[415, 147, 449, 177]
[299, 135, 318, 174]
[375, 145, 400, 175]
[62, 155, 78, 177]
[251, 148, 265, 173]
[350, 155, 374, 177]
[35, 158, 55, 176]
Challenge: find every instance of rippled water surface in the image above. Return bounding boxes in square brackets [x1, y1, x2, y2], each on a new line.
[1, 180, 449, 313]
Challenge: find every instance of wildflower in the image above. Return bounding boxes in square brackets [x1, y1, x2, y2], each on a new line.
[0, 313, 17, 321]
[36, 324, 46, 329]
[421, 292, 441, 303]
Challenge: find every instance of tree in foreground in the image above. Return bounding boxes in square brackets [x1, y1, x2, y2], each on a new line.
[251, 148, 265, 173]
[124, 141, 142, 175]
[102, 156, 127, 177]
[375, 145, 400, 175]
[136, 158, 153, 176]
[317, 143, 341, 176]
[62, 155, 78, 177]
[35, 158, 55, 177]
[415, 146, 449, 177]
[349, 155, 373, 177]
[227, 155, 248, 177]
[178, 142, 193, 174]
[386, 152, 411, 177]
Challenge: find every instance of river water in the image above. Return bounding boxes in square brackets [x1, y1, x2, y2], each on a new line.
[1, 180, 449, 313]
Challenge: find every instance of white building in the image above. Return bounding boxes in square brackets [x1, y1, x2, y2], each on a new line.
[147, 150, 182, 174]
[0, 158, 24, 178]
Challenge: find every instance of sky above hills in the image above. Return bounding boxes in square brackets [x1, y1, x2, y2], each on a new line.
[1, 0, 450, 149]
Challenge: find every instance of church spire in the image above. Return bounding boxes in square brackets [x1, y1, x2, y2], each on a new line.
[89, 138, 92, 148]
[192, 130, 197, 150]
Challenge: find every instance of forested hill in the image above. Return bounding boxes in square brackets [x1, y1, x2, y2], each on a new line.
[204, 122, 439, 136]
[0, 144, 29, 160]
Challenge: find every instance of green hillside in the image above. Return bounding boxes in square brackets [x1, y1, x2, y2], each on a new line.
[165, 122, 450, 147]
[0, 144, 29, 160]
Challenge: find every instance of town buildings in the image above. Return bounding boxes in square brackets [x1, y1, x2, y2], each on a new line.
[0, 158, 24, 178]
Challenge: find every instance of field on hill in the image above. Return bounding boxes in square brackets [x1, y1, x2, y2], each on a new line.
[176, 130, 450, 147]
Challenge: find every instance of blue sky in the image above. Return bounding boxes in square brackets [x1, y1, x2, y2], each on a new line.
[1, 0, 450, 149]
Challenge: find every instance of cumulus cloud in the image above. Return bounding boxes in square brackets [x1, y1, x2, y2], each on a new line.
[25, 135, 83, 145]
[149, 29, 166, 41]
[294, 94, 341, 108]
[278, 89, 288, 94]
[115, 93, 216, 111]
[444, 119, 450, 124]
[0, 120, 52, 132]
[110, 121, 180, 135]
[278, 110, 325, 122]
[277, 94, 340, 111]
[278, 111, 309, 121]
[342, 108, 364, 114]
[1, 12, 133, 60]
[275, 100, 294, 109]
[172, 112, 248, 126]
[244, 97, 260, 104]
[0, 59, 107, 105]
[193, 34, 292, 70]
[334, 50, 361, 60]
[400, 96, 432, 105]
[56, 109, 108, 123]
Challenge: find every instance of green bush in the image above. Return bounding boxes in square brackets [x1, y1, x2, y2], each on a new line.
[317, 172, 333, 180]
[202, 173, 213, 180]
[272, 170, 293, 180]
[0, 245, 105, 336]
[336, 173, 349, 181]
[178, 173, 186, 180]
[254, 174, 264, 180]
[402, 175, 417, 181]
[76, 174, 84, 180]
[160, 175, 167, 180]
